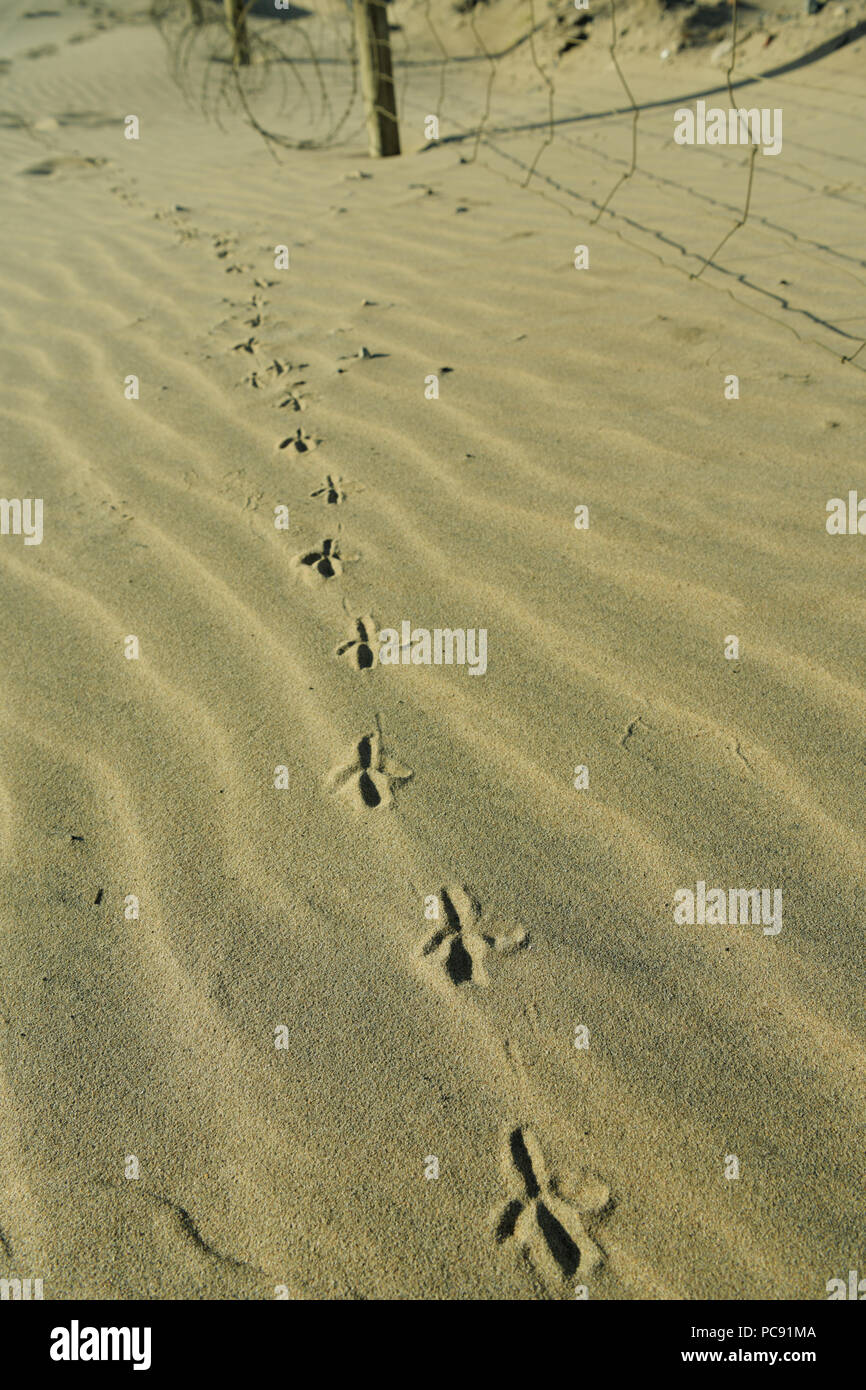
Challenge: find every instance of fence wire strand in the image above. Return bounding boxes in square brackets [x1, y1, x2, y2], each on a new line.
[691, 0, 758, 281]
[590, 0, 638, 224]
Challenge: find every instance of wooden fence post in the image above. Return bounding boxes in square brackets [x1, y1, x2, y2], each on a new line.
[224, 0, 251, 66]
[353, 0, 400, 157]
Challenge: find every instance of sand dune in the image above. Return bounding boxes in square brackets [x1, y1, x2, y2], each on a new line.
[0, 0, 864, 1299]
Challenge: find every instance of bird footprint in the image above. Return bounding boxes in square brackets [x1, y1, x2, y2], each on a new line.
[278, 428, 319, 455]
[291, 538, 342, 585]
[494, 1126, 610, 1287]
[325, 726, 412, 810]
[335, 616, 378, 670]
[311, 474, 346, 505]
[421, 885, 527, 987]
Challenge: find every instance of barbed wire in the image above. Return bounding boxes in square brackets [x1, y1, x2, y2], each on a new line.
[150, 0, 358, 151]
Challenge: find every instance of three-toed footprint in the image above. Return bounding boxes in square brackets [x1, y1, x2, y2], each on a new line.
[292, 538, 342, 585]
[242, 358, 296, 390]
[494, 1126, 611, 1287]
[278, 428, 319, 455]
[311, 475, 346, 505]
[325, 726, 413, 809]
[334, 616, 378, 670]
[420, 886, 527, 987]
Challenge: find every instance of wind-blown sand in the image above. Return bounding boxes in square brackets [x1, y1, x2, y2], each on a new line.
[0, 0, 864, 1299]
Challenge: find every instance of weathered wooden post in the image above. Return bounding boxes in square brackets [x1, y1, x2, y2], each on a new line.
[353, 0, 400, 157]
[224, 0, 251, 66]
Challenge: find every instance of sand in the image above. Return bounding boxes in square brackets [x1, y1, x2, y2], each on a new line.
[0, 0, 864, 1299]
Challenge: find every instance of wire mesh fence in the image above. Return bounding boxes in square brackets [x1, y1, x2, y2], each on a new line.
[149, 0, 866, 366]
